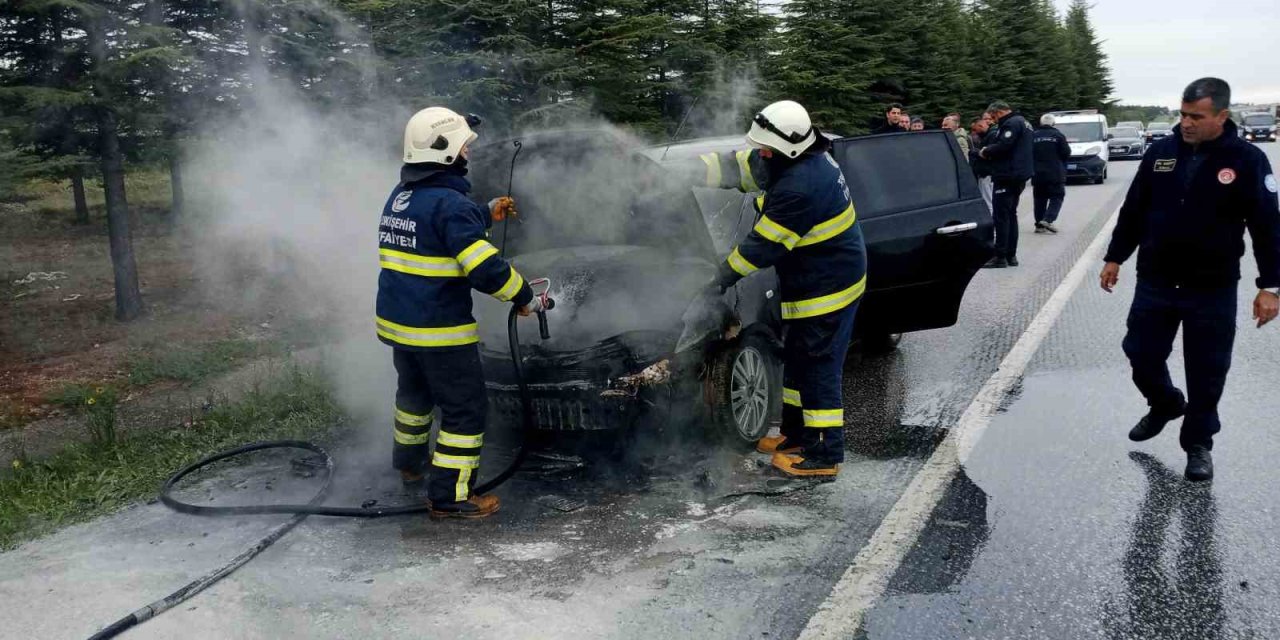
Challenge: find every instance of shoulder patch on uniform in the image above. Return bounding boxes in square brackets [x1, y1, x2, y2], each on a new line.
[1217, 168, 1236, 185]
[391, 191, 412, 213]
[1003, 130, 1013, 139]
[1266, 174, 1277, 193]
[1154, 158, 1177, 172]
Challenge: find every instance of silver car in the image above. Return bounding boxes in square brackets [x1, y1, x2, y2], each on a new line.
[1108, 127, 1146, 160]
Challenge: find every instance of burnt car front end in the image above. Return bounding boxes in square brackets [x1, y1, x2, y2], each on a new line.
[468, 132, 726, 433]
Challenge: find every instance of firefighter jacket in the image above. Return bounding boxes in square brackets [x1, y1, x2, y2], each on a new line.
[376, 165, 533, 350]
[701, 135, 869, 321]
[1105, 119, 1280, 290]
[982, 112, 1035, 183]
[1031, 125, 1071, 186]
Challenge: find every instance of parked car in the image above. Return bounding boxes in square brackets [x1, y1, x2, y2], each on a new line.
[1240, 112, 1277, 143]
[1146, 121, 1174, 143]
[1115, 121, 1145, 137]
[466, 129, 993, 443]
[1049, 110, 1110, 183]
[1107, 126, 1146, 160]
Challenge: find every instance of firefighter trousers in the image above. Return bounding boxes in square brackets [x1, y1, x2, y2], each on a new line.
[779, 301, 860, 465]
[391, 346, 488, 504]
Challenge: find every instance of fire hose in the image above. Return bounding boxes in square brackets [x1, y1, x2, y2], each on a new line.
[87, 283, 555, 639]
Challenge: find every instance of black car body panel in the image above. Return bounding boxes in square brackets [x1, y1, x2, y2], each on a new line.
[1066, 154, 1107, 179]
[465, 129, 991, 431]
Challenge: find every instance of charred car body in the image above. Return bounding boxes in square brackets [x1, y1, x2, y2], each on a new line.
[468, 129, 992, 443]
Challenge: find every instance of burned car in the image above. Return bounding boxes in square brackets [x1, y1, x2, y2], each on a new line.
[468, 129, 992, 444]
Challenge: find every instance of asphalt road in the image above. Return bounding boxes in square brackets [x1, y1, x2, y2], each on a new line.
[2, 145, 1277, 640]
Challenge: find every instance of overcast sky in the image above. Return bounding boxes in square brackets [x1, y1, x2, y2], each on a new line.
[1053, 0, 1280, 107]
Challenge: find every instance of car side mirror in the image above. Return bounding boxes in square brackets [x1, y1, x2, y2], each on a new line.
[1106, 133, 1114, 140]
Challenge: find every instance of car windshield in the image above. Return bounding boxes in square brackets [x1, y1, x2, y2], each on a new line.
[1057, 122, 1105, 143]
[1149, 123, 1172, 131]
[1111, 128, 1139, 138]
[1244, 114, 1276, 126]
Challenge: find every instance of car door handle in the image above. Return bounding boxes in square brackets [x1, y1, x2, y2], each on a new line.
[935, 222, 978, 236]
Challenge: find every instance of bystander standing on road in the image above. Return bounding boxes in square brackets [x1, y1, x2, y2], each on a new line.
[1031, 113, 1071, 234]
[872, 103, 905, 134]
[943, 114, 970, 157]
[970, 116, 995, 211]
[909, 116, 924, 131]
[978, 101, 1034, 268]
[1101, 77, 1280, 482]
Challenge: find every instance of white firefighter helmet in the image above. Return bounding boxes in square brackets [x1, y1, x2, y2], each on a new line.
[403, 107, 479, 165]
[746, 100, 816, 158]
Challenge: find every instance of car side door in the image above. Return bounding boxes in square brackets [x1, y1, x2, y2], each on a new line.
[830, 130, 994, 335]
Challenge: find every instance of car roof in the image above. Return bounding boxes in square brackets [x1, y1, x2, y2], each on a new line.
[1053, 113, 1107, 124]
[641, 135, 745, 163]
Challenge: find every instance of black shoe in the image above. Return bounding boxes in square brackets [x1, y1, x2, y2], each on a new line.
[1128, 402, 1186, 442]
[1043, 222, 1059, 234]
[982, 257, 1008, 269]
[430, 494, 501, 519]
[1007, 257, 1019, 267]
[1034, 222, 1047, 234]
[1185, 447, 1213, 482]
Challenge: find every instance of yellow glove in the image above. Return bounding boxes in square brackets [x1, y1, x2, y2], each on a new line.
[489, 196, 517, 222]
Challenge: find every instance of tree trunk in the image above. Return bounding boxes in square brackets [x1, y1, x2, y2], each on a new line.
[168, 151, 185, 216]
[87, 19, 144, 321]
[70, 167, 90, 224]
[98, 107, 145, 321]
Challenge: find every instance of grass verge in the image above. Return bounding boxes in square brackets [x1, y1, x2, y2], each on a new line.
[126, 338, 284, 387]
[0, 366, 343, 550]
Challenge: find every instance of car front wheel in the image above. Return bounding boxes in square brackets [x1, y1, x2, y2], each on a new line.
[707, 334, 779, 445]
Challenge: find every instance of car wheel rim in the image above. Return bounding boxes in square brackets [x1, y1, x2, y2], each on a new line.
[730, 347, 769, 438]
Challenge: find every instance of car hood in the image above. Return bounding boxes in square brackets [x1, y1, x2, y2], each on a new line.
[474, 245, 718, 354]
[1069, 141, 1106, 155]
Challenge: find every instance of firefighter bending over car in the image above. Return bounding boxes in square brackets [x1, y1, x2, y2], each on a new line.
[375, 107, 544, 518]
[702, 100, 868, 478]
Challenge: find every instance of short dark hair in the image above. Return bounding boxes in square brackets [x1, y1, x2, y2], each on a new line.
[1182, 77, 1231, 112]
[986, 101, 1011, 114]
[886, 102, 903, 113]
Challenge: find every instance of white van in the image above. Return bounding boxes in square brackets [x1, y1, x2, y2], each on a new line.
[1049, 110, 1110, 184]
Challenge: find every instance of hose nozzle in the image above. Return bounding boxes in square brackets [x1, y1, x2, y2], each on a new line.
[529, 277, 555, 340]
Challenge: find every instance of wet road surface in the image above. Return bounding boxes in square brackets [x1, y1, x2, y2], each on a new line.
[858, 142, 1280, 640]
[3, 150, 1275, 639]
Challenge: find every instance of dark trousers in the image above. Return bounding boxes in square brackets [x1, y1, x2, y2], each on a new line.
[1121, 281, 1237, 451]
[992, 179, 1026, 259]
[392, 346, 489, 504]
[1032, 182, 1065, 224]
[779, 301, 860, 465]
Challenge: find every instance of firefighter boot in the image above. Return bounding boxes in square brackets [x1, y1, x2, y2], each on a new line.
[430, 494, 501, 519]
[756, 435, 803, 455]
[771, 452, 839, 478]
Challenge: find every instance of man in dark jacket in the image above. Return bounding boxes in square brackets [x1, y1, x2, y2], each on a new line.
[1032, 113, 1072, 234]
[969, 116, 996, 211]
[377, 107, 544, 518]
[978, 101, 1034, 268]
[700, 100, 867, 478]
[871, 103, 904, 135]
[1101, 78, 1280, 482]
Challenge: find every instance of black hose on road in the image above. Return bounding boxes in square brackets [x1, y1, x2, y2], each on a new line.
[89, 306, 535, 639]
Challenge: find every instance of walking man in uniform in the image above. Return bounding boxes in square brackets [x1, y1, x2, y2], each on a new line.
[978, 101, 1034, 268]
[1101, 78, 1280, 481]
[376, 107, 545, 517]
[1032, 113, 1071, 234]
[699, 100, 868, 477]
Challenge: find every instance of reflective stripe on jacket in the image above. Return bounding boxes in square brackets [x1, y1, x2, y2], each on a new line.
[701, 140, 869, 320]
[375, 167, 533, 350]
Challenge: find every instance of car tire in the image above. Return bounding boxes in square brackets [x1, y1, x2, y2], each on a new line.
[861, 331, 902, 356]
[706, 333, 779, 445]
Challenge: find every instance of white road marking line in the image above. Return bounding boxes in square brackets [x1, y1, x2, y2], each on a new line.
[797, 203, 1123, 640]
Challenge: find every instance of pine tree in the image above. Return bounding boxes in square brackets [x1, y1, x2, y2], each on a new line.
[774, 0, 886, 134]
[1064, 0, 1113, 109]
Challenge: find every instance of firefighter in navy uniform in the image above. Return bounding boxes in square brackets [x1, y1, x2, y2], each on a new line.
[1101, 78, 1280, 482]
[376, 107, 542, 518]
[978, 101, 1035, 268]
[700, 100, 868, 477]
